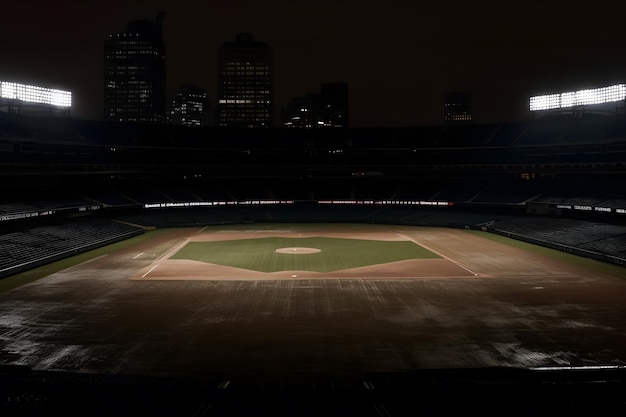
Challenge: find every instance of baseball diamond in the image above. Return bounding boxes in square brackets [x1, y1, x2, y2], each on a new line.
[169, 236, 440, 273]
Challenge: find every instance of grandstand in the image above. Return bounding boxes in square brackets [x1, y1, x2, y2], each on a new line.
[0, 218, 143, 278]
[489, 216, 626, 263]
[1, 110, 626, 273]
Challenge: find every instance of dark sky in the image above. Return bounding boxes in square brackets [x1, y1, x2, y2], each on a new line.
[2, 0, 626, 127]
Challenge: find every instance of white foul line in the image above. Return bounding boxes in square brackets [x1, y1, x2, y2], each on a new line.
[196, 226, 208, 234]
[132, 252, 144, 259]
[142, 264, 159, 278]
[397, 233, 479, 277]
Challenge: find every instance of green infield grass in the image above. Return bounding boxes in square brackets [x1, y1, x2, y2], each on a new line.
[171, 236, 439, 272]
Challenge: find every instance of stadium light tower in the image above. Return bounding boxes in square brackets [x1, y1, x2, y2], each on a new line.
[0, 81, 72, 116]
[529, 84, 626, 114]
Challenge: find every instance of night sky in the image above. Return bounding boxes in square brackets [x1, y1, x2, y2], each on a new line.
[2, 0, 626, 127]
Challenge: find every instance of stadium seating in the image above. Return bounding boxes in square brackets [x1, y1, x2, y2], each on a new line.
[68, 119, 134, 146]
[490, 216, 626, 260]
[0, 218, 143, 278]
[483, 122, 529, 146]
[1, 110, 626, 273]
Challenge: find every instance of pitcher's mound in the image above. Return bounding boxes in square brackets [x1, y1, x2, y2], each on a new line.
[274, 247, 321, 254]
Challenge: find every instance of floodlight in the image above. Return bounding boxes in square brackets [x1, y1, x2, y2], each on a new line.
[560, 92, 576, 108]
[529, 93, 560, 111]
[530, 83, 626, 111]
[530, 84, 626, 111]
[0, 81, 72, 108]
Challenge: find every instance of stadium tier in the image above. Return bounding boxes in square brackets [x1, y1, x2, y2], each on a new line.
[0, 218, 143, 278]
[1, 110, 626, 274]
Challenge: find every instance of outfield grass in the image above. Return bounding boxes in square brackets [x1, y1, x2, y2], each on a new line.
[171, 236, 439, 272]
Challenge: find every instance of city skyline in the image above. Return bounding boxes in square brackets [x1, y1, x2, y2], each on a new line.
[2, 0, 626, 127]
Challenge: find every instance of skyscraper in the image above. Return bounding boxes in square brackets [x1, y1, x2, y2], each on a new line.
[444, 92, 472, 122]
[281, 83, 349, 128]
[169, 86, 211, 127]
[281, 94, 322, 128]
[217, 33, 273, 128]
[320, 83, 349, 127]
[104, 13, 166, 123]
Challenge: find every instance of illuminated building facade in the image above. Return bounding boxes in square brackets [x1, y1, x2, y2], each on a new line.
[104, 13, 166, 123]
[170, 86, 211, 127]
[0, 81, 71, 116]
[444, 92, 472, 122]
[218, 33, 273, 128]
[281, 83, 349, 128]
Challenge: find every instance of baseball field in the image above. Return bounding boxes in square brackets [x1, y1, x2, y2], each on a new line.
[1, 222, 625, 381]
[137, 224, 472, 280]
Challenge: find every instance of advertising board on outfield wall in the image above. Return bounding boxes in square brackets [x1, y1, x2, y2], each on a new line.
[555, 204, 626, 214]
[143, 200, 454, 209]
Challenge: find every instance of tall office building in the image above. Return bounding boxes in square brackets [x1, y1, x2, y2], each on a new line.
[169, 86, 211, 127]
[444, 92, 472, 122]
[218, 33, 273, 128]
[320, 83, 349, 127]
[281, 83, 348, 128]
[104, 13, 166, 123]
[281, 94, 323, 128]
